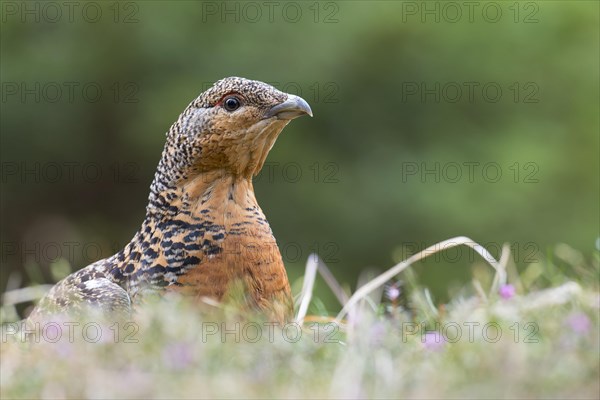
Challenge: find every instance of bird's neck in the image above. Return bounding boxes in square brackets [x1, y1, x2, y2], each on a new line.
[146, 168, 259, 218]
[116, 168, 283, 302]
[135, 166, 277, 266]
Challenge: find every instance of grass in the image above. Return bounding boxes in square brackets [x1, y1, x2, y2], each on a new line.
[1, 237, 599, 399]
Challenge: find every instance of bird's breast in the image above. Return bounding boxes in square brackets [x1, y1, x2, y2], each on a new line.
[162, 184, 292, 314]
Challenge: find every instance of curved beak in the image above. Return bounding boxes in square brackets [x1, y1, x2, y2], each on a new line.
[265, 94, 313, 120]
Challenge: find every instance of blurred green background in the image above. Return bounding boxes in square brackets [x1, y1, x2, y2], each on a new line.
[1, 1, 598, 312]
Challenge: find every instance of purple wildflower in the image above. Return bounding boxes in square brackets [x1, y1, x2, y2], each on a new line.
[385, 284, 401, 301]
[499, 284, 516, 300]
[565, 312, 591, 335]
[369, 322, 386, 345]
[422, 331, 446, 351]
[162, 342, 194, 370]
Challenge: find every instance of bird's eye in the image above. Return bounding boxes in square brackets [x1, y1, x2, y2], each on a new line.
[223, 96, 241, 112]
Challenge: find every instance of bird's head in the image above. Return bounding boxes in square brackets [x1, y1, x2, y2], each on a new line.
[166, 77, 312, 179]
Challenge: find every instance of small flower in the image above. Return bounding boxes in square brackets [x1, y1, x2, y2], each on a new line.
[48, 339, 74, 359]
[499, 284, 516, 300]
[422, 331, 446, 351]
[565, 312, 591, 335]
[369, 322, 386, 346]
[385, 284, 401, 301]
[162, 342, 194, 370]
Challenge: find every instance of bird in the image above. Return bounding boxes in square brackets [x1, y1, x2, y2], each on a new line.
[27, 77, 313, 324]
